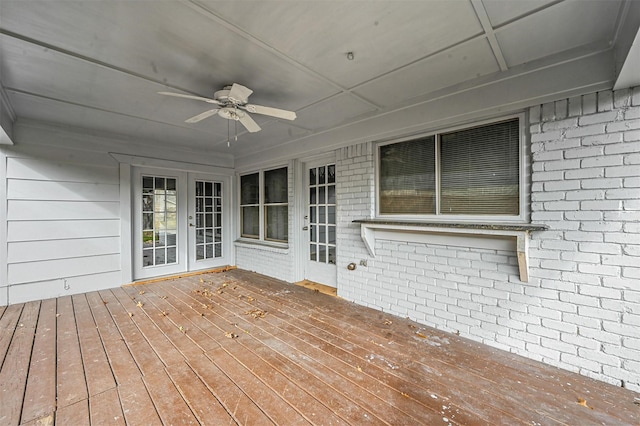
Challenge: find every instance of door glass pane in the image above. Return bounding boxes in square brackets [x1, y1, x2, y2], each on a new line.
[195, 180, 223, 260]
[307, 163, 337, 265]
[141, 175, 178, 268]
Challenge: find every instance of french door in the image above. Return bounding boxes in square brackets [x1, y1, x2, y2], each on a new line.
[304, 160, 337, 287]
[132, 168, 231, 280]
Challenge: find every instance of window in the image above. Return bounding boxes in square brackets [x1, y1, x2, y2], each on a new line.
[240, 167, 288, 242]
[378, 117, 523, 220]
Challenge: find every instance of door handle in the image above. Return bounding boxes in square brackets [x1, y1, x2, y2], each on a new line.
[302, 226, 309, 231]
[189, 223, 195, 227]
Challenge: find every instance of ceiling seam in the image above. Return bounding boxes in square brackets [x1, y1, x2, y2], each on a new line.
[4, 87, 227, 134]
[0, 29, 202, 96]
[470, 0, 508, 71]
[181, 0, 382, 111]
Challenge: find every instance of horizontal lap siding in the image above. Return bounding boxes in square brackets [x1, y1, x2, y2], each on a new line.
[4, 153, 122, 303]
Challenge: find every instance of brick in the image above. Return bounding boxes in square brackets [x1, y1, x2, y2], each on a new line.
[579, 110, 618, 125]
[579, 284, 622, 299]
[564, 123, 605, 138]
[581, 178, 623, 189]
[606, 165, 640, 178]
[560, 292, 599, 307]
[597, 90, 614, 112]
[605, 140, 640, 154]
[545, 158, 580, 171]
[564, 146, 604, 159]
[583, 93, 597, 114]
[528, 324, 560, 339]
[561, 353, 602, 372]
[578, 242, 621, 255]
[529, 105, 541, 123]
[555, 99, 568, 119]
[581, 154, 623, 168]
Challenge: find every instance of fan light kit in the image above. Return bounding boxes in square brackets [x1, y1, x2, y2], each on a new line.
[159, 83, 297, 145]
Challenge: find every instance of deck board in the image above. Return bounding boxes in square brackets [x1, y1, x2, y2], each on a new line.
[1, 269, 639, 425]
[20, 299, 56, 424]
[0, 301, 39, 425]
[55, 296, 88, 409]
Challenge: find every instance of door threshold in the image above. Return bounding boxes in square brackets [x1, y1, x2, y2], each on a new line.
[295, 280, 337, 297]
[125, 266, 236, 287]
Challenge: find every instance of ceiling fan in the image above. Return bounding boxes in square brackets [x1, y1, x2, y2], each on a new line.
[159, 83, 296, 134]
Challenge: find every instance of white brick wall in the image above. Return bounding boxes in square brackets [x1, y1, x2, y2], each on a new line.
[336, 87, 640, 391]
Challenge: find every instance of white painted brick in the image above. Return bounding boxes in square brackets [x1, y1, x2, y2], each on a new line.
[582, 133, 624, 146]
[605, 165, 640, 178]
[545, 158, 580, 171]
[583, 93, 597, 114]
[605, 140, 640, 154]
[625, 106, 640, 119]
[581, 154, 622, 168]
[542, 180, 581, 191]
[598, 90, 614, 112]
[624, 129, 640, 142]
[564, 123, 605, 138]
[607, 118, 640, 132]
[529, 105, 541, 123]
[579, 284, 622, 299]
[561, 353, 602, 372]
[526, 343, 560, 361]
[542, 117, 578, 131]
[581, 178, 623, 189]
[564, 145, 604, 159]
[578, 242, 621, 255]
[613, 88, 631, 108]
[632, 86, 640, 106]
[555, 99, 568, 119]
[578, 347, 621, 367]
[563, 231, 603, 242]
[541, 102, 555, 122]
[580, 221, 622, 232]
[532, 150, 564, 161]
[560, 271, 601, 285]
[567, 96, 582, 117]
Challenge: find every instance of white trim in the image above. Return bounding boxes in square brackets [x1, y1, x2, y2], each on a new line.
[0, 150, 8, 305]
[119, 162, 133, 284]
[109, 153, 234, 176]
[374, 113, 528, 223]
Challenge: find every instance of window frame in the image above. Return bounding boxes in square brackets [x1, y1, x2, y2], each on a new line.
[375, 113, 528, 223]
[239, 166, 289, 244]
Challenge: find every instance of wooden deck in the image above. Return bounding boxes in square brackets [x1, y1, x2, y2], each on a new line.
[1, 269, 638, 425]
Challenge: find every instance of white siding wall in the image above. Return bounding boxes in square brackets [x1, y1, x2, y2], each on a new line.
[335, 87, 640, 391]
[1, 121, 234, 305]
[3, 149, 122, 303]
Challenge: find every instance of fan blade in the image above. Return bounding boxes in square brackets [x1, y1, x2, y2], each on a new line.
[158, 92, 219, 104]
[244, 104, 296, 120]
[185, 109, 219, 123]
[238, 112, 261, 133]
[227, 83, 253, 104]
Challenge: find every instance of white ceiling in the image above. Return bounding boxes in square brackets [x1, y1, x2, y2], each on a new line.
[0, 0, 638, 166]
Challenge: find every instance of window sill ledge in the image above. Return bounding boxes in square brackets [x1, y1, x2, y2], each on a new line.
[353, 219, 548, 283]
[234, 239, 289, 254]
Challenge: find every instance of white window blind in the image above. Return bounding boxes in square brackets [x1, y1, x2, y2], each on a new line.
[440, 119, 519, 215]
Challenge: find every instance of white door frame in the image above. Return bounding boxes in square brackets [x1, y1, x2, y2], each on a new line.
[114, 154, 234, 284]
[295, 153, 338, 287]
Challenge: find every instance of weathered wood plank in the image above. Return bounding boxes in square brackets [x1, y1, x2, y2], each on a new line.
[0, 301, 40, 425]
[83, 292, 143, 382]
[55, 296, 88, 409]
[116, 377, 162, 426]
[21, 298, 57, 424]
[104, 289, 199, 425]
[118, 286, 274, 425]
[0, 304, 23, 367]
[160, 283, 352, 426]
[54, 398, 88, 426]
[72, 294, 116, 397]
[89, 387, 125, 425]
